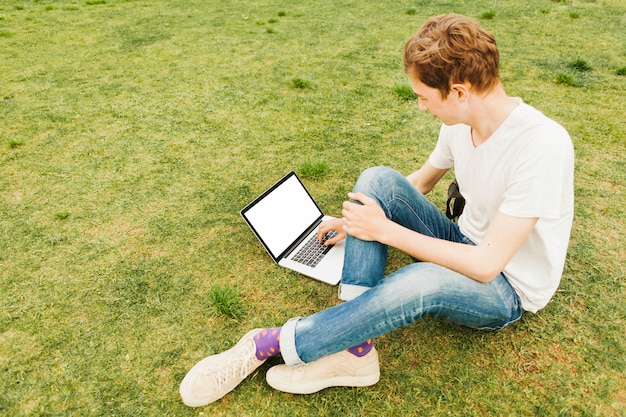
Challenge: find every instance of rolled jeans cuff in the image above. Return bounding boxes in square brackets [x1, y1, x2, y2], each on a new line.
[279, 317, 304, 367]
[338, 283, 371, 301]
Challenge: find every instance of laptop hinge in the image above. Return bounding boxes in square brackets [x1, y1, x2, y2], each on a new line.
[277, 216, 323, 261]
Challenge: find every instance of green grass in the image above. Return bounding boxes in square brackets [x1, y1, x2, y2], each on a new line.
[556, 72, 575, 86]
[291, 76, 312, 89]
[207, 285, 246, 319]
[568, 58, 593, 72]
[480, 10, 497, 20]
[393, 83, 418, 101]
[298, 160, 331, 179]
[0, 0, 624, 416]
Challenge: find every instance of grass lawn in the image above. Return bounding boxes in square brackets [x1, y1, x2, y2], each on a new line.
[0, 0, 624, 415]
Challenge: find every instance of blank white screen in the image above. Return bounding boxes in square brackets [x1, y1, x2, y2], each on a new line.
[244, 175, 322, 258]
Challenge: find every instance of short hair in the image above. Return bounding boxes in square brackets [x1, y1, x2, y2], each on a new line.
[403, 14, 500, 98]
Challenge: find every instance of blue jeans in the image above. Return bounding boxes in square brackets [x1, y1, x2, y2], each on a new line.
[280, 167, 523, 366]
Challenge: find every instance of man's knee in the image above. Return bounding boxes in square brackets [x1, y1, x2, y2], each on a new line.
[354, 166, 402, 195]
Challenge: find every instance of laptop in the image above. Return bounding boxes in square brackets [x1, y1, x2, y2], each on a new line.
[240, 171, 345, 285]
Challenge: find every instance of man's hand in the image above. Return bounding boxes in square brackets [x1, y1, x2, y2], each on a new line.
[341, 192, 389, 242]
[317, 218, 346, 245]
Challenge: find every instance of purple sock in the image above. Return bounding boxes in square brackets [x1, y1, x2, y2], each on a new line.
[347, 339, 374, 357]
[253, 327, 281, 361]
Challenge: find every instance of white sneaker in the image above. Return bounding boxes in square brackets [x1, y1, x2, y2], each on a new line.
[266, 348, 380, 394]
[179, 329, 266, 407]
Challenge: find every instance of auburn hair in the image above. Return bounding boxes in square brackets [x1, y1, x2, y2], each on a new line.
[403, 14, 500, 98]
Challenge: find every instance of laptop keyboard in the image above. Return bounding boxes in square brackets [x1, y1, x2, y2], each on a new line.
[291, 231, 338, 268]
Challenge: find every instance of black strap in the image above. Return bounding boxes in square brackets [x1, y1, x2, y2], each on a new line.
[446, 179, 465, 222]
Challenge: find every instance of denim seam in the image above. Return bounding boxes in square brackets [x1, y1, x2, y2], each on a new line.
[388, 195, 439, 238]
[366, 297, 519, 334]
[429, 300, 521, 330]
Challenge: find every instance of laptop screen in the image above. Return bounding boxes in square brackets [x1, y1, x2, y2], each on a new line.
[241, 172, 323, 260]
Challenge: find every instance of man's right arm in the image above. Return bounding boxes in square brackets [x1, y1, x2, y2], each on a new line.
[406, 161, 449, 194]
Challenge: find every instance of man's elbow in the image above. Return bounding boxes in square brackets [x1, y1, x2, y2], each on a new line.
[469, 263, 503, 283]
[467, 247, 509, 283]
[474, 271, 500, 283]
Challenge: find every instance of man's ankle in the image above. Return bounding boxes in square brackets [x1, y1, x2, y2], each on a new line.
[253, 327, 282, 360]
[347, 339, 374, 357]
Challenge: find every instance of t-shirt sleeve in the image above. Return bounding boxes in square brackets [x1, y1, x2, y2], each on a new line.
[428, 125, 456, 169]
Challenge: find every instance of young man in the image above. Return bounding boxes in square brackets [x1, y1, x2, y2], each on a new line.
[180, 14, 574, 407]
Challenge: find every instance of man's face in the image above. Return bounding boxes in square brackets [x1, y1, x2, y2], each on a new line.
[409, 77, 462, 126]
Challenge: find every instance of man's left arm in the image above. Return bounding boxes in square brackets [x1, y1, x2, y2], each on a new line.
[342, 192, 538, 283]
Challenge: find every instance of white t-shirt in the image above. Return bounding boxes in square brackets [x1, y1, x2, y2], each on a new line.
[428, 99, 574, 312]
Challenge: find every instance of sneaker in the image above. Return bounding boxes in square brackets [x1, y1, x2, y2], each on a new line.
[179, 329, 266, 407]
[265, 347, 380, 394]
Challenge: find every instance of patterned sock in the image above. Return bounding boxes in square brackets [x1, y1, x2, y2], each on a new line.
[347, 339, 374, 357]
[253, 327, 282, 361]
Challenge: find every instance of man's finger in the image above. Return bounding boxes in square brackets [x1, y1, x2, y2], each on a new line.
[348, 192, 375, 205]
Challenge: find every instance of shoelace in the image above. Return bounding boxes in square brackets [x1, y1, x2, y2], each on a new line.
[211, 339, 259, 391]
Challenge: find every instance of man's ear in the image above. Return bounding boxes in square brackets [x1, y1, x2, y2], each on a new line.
[450, 83, 471, 101]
